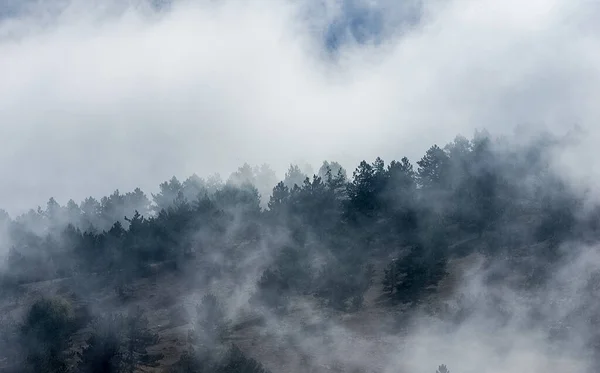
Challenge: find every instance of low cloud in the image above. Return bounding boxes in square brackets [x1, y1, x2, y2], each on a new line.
[0, 0, 599, 215]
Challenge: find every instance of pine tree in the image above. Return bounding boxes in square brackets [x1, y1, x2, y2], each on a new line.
[436, 364, 450, 373]
[417, 145, 450, 190]
[78, 316, 123, 373]
[20, 297, 78, 373]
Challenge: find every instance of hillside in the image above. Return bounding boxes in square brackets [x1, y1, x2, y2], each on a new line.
[1, 132, 599, 373]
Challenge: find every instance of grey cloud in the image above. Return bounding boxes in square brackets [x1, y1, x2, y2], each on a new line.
[0, 0, 599, 216]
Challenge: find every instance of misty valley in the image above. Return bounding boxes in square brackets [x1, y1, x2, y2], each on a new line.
[0, 131, 597, 373]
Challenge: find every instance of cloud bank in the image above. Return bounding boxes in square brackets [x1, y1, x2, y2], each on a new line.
[0, 0, 599, 214]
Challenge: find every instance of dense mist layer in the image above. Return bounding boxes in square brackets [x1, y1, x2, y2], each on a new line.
[2, 0, 600, 213]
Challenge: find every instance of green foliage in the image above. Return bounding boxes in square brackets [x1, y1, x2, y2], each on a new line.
[153, 177, 184, 213]
[383, 247, 448, 304]
[267, 181, 290, 218]
[122, 307, 162, 372]
[283, 164, 308, 189]
[253, 268, 291, 311]
[78, 308, 162, 373]
[347, 159, 384, 217]
[0, 314, 21, 369]
[172, 294, 269, 373]
[19, 297, 78, 373]
[0, 131, 590, 324]
[417, 145, 451, 190]
[78, 315, 123, 373]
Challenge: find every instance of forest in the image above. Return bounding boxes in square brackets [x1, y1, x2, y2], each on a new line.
[0, 130, 598, 373]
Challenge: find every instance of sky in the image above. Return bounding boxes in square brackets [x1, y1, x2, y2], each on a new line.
[1, 0, 600, 215]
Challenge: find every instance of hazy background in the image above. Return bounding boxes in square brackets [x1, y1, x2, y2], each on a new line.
[1, 0, 600, 215]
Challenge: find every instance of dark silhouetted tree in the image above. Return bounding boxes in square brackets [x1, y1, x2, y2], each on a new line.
[152, 177, 183, 213]
[78, 315, 124, 373]
[283, 164, 307, 189]
[19, 297, 78, 373]
[436, 364, 450, 373]
[417, 145, 450, 191]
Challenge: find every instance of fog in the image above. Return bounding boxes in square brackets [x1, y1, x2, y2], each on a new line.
[1, 0, 599, 214]
[1, 1, 600, 373]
